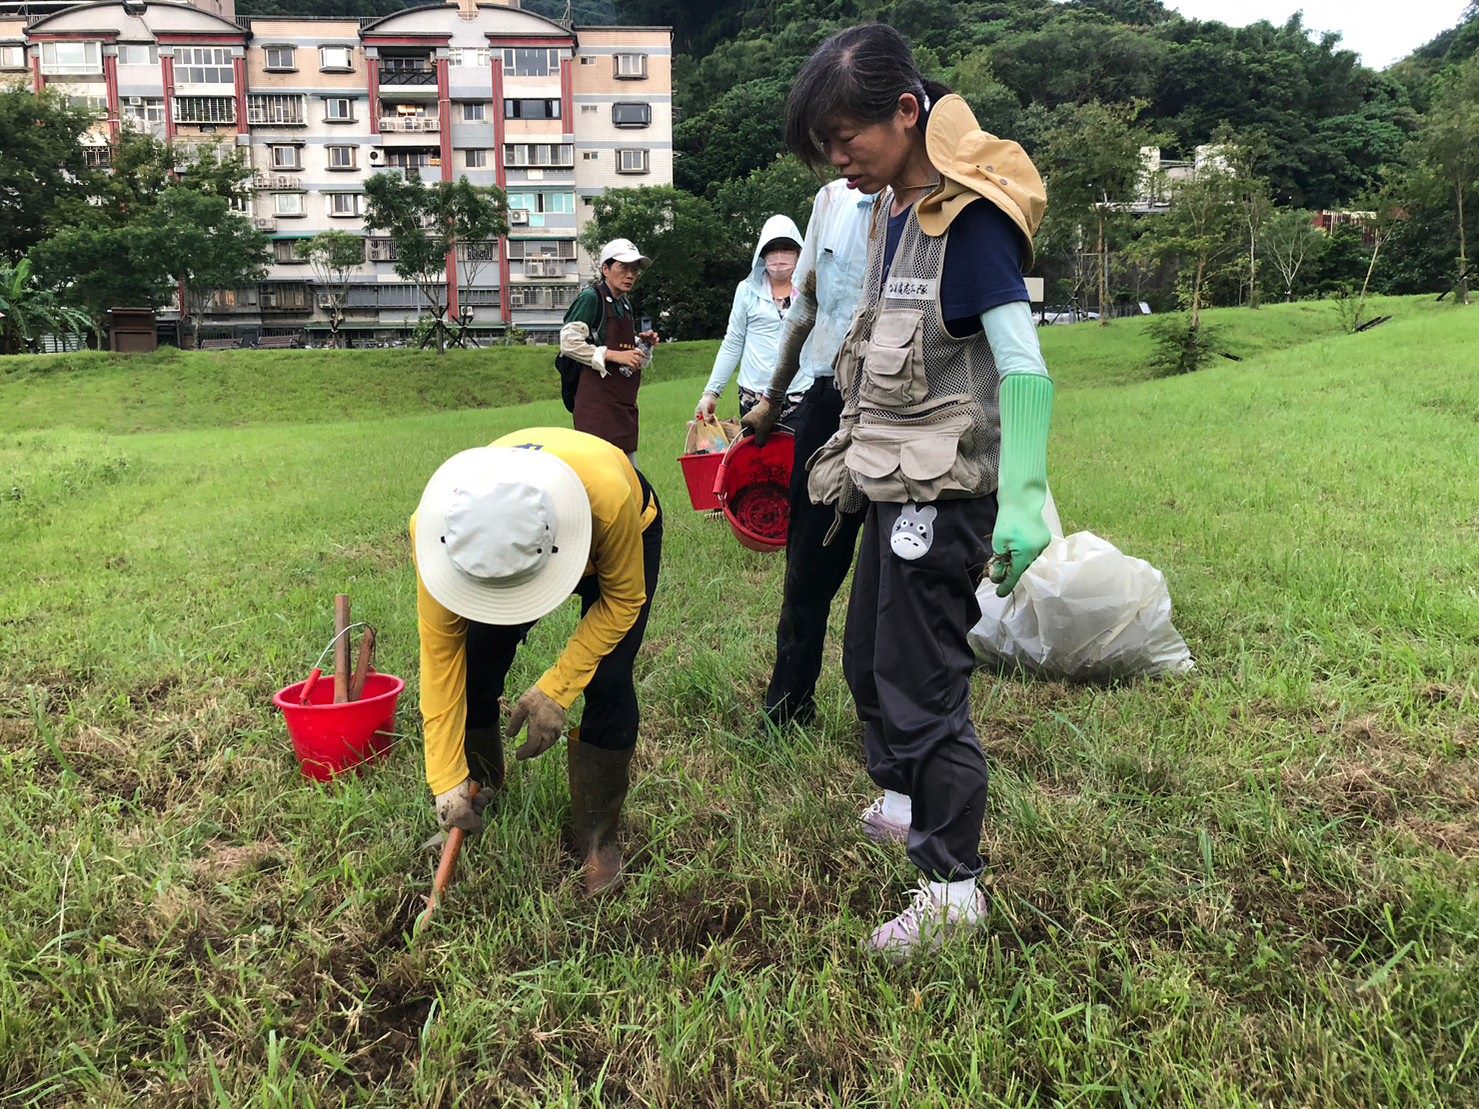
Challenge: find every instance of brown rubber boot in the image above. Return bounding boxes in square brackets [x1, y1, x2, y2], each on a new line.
[464, 724, 505, 793]
[566, 736, 633, 897]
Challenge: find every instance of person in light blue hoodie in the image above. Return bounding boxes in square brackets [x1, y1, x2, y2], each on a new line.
[694, 214, 807, 421]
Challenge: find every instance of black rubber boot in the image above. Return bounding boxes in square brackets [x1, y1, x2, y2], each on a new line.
[566, 738, 633, 896]
[464, 723, 505, 793]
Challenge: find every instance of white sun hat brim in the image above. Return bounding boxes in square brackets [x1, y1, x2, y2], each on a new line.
[415, 447, 592, 625]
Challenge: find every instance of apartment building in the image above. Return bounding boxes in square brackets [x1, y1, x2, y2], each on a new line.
[1, 0, 673, 342]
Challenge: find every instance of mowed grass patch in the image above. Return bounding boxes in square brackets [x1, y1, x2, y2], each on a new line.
[1, 299, 1476, 1105]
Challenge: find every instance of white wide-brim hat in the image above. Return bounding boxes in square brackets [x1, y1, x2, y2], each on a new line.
[415, 446, 592, 625]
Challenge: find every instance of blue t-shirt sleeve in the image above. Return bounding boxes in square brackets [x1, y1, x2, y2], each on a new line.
[941, 199, 1030, 334]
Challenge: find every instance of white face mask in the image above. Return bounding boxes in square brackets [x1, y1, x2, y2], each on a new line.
[765, 250, 799, 285]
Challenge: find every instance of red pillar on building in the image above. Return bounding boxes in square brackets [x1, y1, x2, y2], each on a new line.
[559, 56, 572, 136]
[492, 57, 510, 325]
[367, 55, 380, 135]
[437, 55, 458, 323]
[31, 52, 44, 94]
[161, 52, 176, 142]
[103, 51, 121, 142]
[233, 54, 248, 136]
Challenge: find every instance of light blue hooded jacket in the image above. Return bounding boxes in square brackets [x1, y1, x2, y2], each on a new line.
[703, 214, 808, 399]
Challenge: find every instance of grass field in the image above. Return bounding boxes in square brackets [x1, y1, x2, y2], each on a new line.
[1, 296, 1476, 1106]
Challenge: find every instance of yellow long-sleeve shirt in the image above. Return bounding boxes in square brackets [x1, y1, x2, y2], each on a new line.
[411, 427, 658, 794]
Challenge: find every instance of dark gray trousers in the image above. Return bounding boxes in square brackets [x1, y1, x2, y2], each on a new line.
[843, 495, 995, 881]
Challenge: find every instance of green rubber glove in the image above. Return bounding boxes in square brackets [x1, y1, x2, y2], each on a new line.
[992, 373, 1054, 597]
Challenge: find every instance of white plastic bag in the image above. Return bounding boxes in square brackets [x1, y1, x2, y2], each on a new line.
[970, 521, 1194, 682]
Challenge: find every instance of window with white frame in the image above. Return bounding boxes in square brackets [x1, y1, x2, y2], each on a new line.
[326, 192, 363, 217]
[504, 98, 560, 120]
[175, 46, 233, 85]
[41, 42, 101, 75]
[613, 53, 647, 79]
[464, 149, 489, 168]
[323, 96, 355, 122]
[612, 102, 650, 128]
[174, 96, 235, 125]
[616, 148, 649, 175]
[0, 44, 25, 70]
[503, 143, 573, 168]
[83, 144, 111, 168]
[117, 44, 157, 66]
[66, 94, 107, 116]
[272, 191, 305, 217]
[263, 45, 295, 71]
[320, 45, 353, 71]
[123, 98, 166, 127]
[272, 238, 308, 263]
[247, 94, 306, 126]
[578, 55, 596, 66]
[582, 150, 598, 160]
[269, 144, 302, 170]
[461, 101, 486, 122]
[367, 238, 397, 262]
[506, 191, 575, 214]
[500, 47, 562, 77]
[327, 144, 356, 169]
[449, 47, 490, 67]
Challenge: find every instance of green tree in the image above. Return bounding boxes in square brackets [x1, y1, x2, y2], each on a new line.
[711, 155, 821, 260]
[579, 186, 733, 340]
[363, 174, 508, 352]
[0, 259, 92, 354]
[673, 77, 789, 198]
[0, 89, 99, 262]
[1415, 54, 1479, 303]
[303, 231, 367, 348]
[1037, 100, 1157, 323]
[30, 221, 175, 347]
[155, 189, 270, 349]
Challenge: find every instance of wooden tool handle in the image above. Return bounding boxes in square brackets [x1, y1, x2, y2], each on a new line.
[415, 782, 479, 934]
[348, 626, 376, 701]
[333, 594, 351, 704]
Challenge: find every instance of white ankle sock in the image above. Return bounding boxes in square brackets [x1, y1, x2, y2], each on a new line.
[882, 789, 912, 825]
[928, 878, 981, 916]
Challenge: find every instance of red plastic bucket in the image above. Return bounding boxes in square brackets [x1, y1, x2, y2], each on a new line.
[678, 450, 724, 512]
[713, 430, 794, 552]
[273, 671, 404, 781]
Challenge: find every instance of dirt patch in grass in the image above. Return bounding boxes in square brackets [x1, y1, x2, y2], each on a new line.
[1284, 748, 1479, 831]
[191, 838, 284, 883]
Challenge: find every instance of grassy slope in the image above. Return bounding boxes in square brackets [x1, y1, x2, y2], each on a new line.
[0, 296, 1476, 1105]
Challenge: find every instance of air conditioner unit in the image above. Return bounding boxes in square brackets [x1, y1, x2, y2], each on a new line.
[367, 148, 386, 166]
[526, 261, 550, 277]
[127, 95, 143, 106]
[253, 217, 276, 230]
[508, 293, 526, 308]
[509, 209, 530, 225]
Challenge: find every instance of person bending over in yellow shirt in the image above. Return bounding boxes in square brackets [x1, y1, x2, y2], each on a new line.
[410, 427, 662, 895]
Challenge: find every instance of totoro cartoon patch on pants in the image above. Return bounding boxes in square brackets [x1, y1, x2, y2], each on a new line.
[889, 503, 936, 561]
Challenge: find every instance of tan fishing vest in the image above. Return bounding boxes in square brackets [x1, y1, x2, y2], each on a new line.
[808, 191, 1001, 509]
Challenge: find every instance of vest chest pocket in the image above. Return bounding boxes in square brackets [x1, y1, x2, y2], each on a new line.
[860, 308, 927, 408]
[846, 405, 983, 503]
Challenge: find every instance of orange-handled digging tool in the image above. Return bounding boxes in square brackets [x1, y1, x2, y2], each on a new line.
[414, 781, 479, 934]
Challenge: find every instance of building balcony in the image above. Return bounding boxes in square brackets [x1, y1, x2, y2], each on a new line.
[379, 115, 440, 133]
[379, 66, 437, 87]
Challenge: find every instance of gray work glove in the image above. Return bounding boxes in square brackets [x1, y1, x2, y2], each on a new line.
[434, 777, 489, 834]
[506, 686, 567, 761]
[742, 395, 782, 446]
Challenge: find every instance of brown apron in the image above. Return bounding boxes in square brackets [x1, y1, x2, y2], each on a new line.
[573, 306, 641, 453]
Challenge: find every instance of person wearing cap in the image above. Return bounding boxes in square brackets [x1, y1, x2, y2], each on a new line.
[694, 214, 808, 422]
[411, 426, 661, 896]
[560, 239, 661, 463]
[779, 25, 1054, 958]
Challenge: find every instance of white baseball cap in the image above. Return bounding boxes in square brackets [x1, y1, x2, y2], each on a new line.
[599, 238, 652, 271]
[414, 446, 592, 625]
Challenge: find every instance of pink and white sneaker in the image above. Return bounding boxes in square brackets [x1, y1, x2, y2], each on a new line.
[866, 881, 988, 960]
[859, 797, 909, 844]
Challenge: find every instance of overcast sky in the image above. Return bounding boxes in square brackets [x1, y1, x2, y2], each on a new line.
[1158, 0, 1469, 69]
